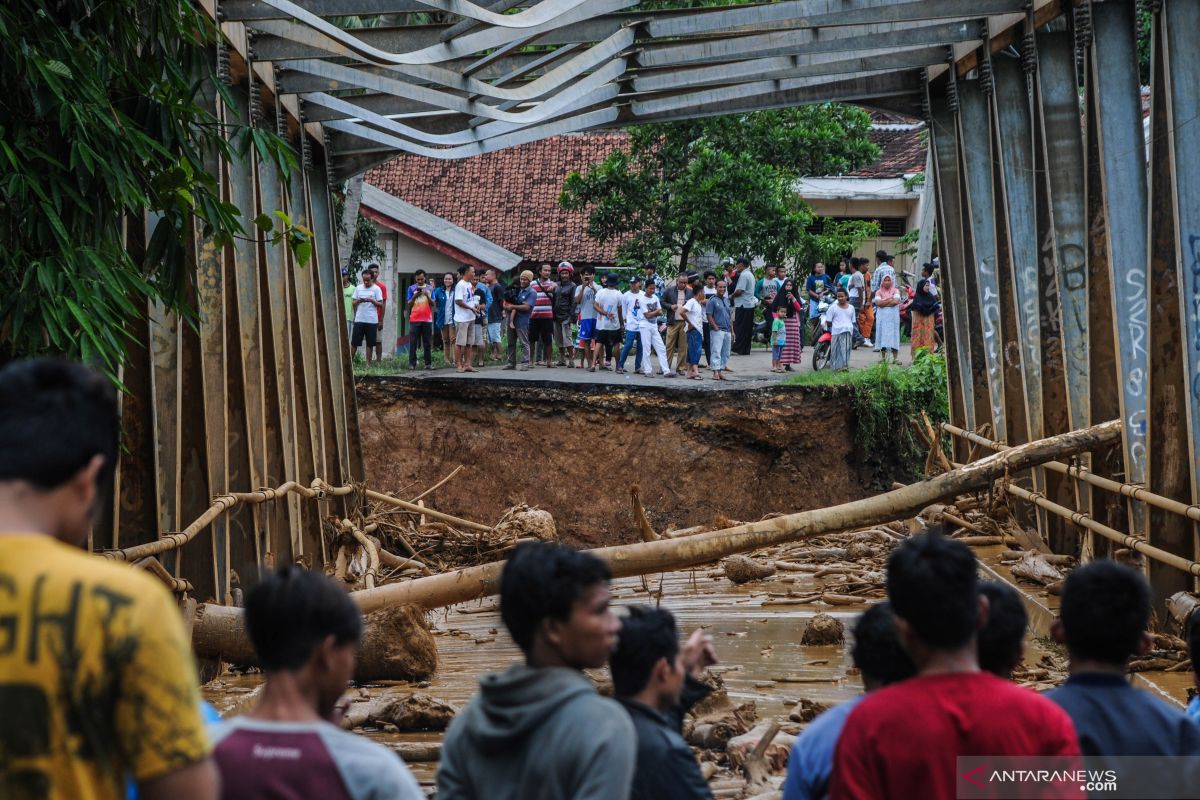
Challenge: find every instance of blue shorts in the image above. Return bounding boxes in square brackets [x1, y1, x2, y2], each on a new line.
[772, 344, 784, 360]
[487, 322, 502, 343]
[686, 329, 703, 365]
[577, 318, 597, 344]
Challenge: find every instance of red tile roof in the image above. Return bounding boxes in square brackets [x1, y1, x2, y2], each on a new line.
[366, 132, 629, 265]
[366, 119, 926, 262]
[848, 126, 927, 178]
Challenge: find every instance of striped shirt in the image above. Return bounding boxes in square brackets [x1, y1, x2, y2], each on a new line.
[530, 278, 557, 319]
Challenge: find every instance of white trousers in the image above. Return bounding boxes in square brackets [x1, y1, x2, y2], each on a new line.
[639, 326, 670, 375]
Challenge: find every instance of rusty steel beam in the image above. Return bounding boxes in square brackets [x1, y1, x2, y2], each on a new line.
[927, 86, 971, 457]
[989, 52, 1041, 533]
[146, 216, 182, 576]
[991, 55, 1041, 441]
[928, 92, 974, 428]
[1161, 0, 1200, 536]
[255, 134, 304, 562]
[1081, 5, 1126, 558]
[982, 56, 1030, 454]
[957, 78, 1006, 437]
[1089, 0, 1148, 540]
[227, 85, 273, 573]
[1144, 10, 1193, 606]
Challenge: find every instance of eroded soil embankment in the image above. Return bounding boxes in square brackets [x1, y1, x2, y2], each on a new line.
[357, 377, 875, 548]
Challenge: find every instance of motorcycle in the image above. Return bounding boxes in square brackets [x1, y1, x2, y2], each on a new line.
[809, 291, 835, 371]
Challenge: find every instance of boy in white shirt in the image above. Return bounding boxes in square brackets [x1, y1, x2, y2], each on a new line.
[638, 279, 673, 377]
[452, 264, 481, 372]
[616, 277, 644, 374]
[350, 268, 385, 364]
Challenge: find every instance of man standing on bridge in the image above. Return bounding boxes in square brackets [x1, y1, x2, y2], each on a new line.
[731, 256, 757, 355]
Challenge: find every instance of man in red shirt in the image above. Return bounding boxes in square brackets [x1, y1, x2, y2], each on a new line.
[832, 532, 1080, 800]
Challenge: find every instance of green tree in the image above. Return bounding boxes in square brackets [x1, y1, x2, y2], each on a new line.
[559, 105, 879, 270]
[0, 0, 300, 374]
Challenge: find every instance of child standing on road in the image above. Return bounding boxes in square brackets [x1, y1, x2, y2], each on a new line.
[770, 311, 786, 373]
[683, 291, 706, 380]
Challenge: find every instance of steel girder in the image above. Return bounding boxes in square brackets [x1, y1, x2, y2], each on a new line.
[1146, 0, 1198, 599]
[1088, 0, 1149, 539]
[957, 78, 1007, 437]
[928, 91, 975, 454]
[1160, 0, 1200, 513]
[224, 0, 1011, 164]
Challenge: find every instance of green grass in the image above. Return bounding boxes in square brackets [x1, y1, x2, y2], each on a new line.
[785, 351, 949, 485]
[351, 347, 453, 376]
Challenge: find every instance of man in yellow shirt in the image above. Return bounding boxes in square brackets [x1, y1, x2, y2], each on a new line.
[0, 359, 217, 800]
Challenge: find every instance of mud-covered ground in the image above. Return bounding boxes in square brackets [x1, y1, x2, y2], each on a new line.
[357, 377, 883, 548]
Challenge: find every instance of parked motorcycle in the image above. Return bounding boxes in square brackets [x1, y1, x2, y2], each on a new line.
[809, 291, 835, 371]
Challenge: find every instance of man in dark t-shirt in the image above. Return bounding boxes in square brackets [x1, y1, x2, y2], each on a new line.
[1048, 562, 1200, 759]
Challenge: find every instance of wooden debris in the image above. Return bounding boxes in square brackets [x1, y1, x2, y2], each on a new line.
[630, 486, 659, 542]
[1009, 551, 1064, 586]
[390, 742, 441, 762]
[788, 698, 831, 723]
[723, 556, 776, 584]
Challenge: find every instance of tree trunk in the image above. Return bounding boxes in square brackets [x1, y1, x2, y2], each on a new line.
[679, 230, 698, 273]
[190, 420, 1119, 678]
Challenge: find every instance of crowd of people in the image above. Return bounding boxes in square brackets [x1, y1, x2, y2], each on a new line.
[11, 358, 1198, 800]
[343, 251, 945, 377]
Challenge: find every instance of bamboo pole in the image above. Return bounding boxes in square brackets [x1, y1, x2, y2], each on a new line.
[359, 486, 493, 532]
[1003, 483, 1200, 578]
[190, 419, 1121, 664]
[942, 422, 1200, 523]
[103, 480, 355, 562]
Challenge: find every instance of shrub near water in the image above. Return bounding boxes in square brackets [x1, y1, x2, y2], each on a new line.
[785, 350, 949, 485]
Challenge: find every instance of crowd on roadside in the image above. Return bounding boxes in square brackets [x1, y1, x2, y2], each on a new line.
[342, 251, 945, 378]
[6, 357, 1200, 800]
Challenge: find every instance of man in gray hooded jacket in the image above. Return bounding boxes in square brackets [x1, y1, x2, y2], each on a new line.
[437, 542, 635, 799]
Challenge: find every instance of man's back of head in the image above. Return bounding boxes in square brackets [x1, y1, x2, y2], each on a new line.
[0, 360, 217, 800]
[1048, 561, 1200, 763]
[886, 530, 980, 663]
[0, 358, 119, 545]
[978, 581, 1028, 679]
[244, 565, 363, 717]
[851, 602, 917, 690]
[1056, 560, 1150, 668]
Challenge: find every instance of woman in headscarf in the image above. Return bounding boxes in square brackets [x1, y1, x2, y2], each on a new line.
[772, 277, 805, 372]
[873, 273, 902, 364]
[909, 266, 939, 359]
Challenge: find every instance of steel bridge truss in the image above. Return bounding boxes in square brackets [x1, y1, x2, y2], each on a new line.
[125, 0, 1199, 610]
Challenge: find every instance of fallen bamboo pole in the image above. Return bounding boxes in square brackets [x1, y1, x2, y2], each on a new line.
[942, 422, 1200, 524]
[191, 420, 1121, 670]
[408, 465, 465, 504]
[359, 486, 493, 533]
